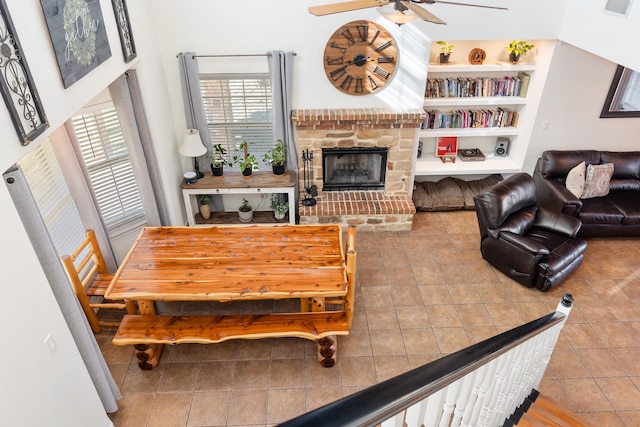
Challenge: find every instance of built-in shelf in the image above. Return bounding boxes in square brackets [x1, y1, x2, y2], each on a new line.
[415, 155, 521, 176]
[419, 127, 520, 138]
[424, 97, 527, 108]
[428, 63, 536, 73]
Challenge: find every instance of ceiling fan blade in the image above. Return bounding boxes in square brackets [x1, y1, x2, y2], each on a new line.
[403, 1, 447, 24]
[416, 0, 508, 11]
[308, 0, 386, 16]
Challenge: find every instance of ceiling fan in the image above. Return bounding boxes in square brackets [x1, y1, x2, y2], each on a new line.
[308, 0, 508, 25]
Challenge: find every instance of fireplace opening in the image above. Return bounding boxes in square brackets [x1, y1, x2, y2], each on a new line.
[322, 147, 388, 191]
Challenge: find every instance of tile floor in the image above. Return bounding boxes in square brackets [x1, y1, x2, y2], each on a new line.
[100, 211, 640, 427]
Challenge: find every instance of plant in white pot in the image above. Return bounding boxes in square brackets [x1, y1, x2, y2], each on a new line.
[238, 198, 253, 222]
[196, 194, 212, 220]
[271, 193, 289, 221]
[263, 139, 286, 175]
[209, 144, 227, 176]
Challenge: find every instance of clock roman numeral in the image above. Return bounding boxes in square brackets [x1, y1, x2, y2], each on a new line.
[330, 66, 347, 81]
[329, 41, 347, 54]
[368, 75, 379, 91]
[340, 75, 353, 91]
[369, 30, 380, 45]
[375, 41, 392, 52]
[355, 78, 363, 93]
[378, 57, 394, 63]
[356, 24, 368, 42]
[340, 29, 355, 46]
[326, 57, 344, 65]
[373, 66, 390, 79]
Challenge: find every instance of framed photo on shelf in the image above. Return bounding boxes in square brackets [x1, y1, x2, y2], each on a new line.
[436, 136, 458, 163]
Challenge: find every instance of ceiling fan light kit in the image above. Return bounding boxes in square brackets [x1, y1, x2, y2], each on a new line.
[378, 3, 419, 25]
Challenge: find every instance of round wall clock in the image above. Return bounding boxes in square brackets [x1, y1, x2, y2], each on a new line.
[323, 20, 398, 96]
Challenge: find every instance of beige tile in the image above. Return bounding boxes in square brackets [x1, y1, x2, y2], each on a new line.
[484, 302, 524, 326]
[267, 388, 306, 424]
[270, 358, 305, 389]
[158, 362, 199, 392]
[370, 329, 407, 356]
[365, 306, 399, 330]
[396, 306, 431, 329]
[195, 361, 234, 391]
[611, 348, 640, 376]
[147, 393, 192, 427]
[578, 348, 626, 378]
[385, 267, 417, 286]
[305, 387, 343, 412]
[187, 391, 230, 427]
[361, 285, 394, 307]
[233, 359, 270, 389]
[596, 377, 640, 410]
[108, 393, 154, 427]
[561, 378, 613, 412]
[426, 304, 462, 328]
[419, 285, 453, 305]
[338, 328, 373, 357]
[455, 304, 493, 327]
[389, 285, 423, 306]
[227, 389, 268, 425]
[591, 322, 637, 347]
[339, 356, 376, 387]
[373, 355, 410, 382]
[401, 328, 438, 354]
[562, 323, 605, 349]
[432, 327, 471, 354]
[549, 349, 590, 379]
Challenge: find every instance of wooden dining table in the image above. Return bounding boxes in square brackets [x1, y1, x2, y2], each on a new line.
[105, 224, 356, 369]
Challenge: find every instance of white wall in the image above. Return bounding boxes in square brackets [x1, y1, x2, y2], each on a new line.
[1, 0, 639, 425]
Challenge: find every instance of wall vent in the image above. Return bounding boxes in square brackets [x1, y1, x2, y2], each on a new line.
[605, 0, 633, 16]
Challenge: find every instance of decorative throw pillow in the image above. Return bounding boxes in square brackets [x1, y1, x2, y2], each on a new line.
[581, 163, 614, 199]
[565, 161, 585, 198]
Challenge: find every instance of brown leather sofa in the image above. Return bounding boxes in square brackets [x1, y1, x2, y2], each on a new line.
[474, 173, 587, 291]
[533, 150, 640, 237]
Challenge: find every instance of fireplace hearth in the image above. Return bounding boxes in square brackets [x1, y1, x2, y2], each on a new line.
[322, 147, 388, 191]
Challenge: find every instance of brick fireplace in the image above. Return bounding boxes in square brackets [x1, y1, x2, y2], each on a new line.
[292, 108, 425, 231]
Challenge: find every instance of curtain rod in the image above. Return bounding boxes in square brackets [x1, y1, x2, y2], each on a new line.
[177, 52, 297, 58]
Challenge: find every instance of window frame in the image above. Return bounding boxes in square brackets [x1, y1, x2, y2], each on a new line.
[601, 65, 640, 118]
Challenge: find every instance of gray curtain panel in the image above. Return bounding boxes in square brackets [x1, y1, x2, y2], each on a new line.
[269, 50, 297, 172]
[177, 52, 211, 174]
[3, 165, 121, 413]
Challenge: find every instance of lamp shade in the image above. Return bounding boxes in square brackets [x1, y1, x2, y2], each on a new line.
[179, 129, 207, 157]
[378, 4, 418, 25]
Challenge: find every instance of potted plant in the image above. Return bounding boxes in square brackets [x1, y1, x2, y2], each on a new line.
[263, 139, 286, 175]
[507, 40, 534, 63]
[232, 141, 259, 176]
[196, 194, 212, 220]
[436, 41, 454, 64]
[209, 144, 227, 176]
[238, 198, 253, 222]
[271, 193, 289, 221]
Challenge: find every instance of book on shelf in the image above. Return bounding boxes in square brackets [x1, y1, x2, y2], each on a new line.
[518, 72, 530, 98]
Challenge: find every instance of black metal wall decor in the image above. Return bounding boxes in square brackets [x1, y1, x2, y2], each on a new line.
[39, 0, 112, 88]
[0, 0, 48, 145]
[111, 0, 136, 62]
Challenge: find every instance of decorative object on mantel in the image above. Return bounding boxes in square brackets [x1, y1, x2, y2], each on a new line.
[263, 139, 286, 175]
[0, 0, 48, 145]
[436, 41, 454, 63]
[179, 129, 207, 179]
[507, 40, 534, 63]
[468, 48, 486, 65]
[111, 0, 136, 62]
[238, 198, 253, 222]
[301, 149, 317, 206]
[232, 141, 259, 176]
[39, 0, 112, 88]
[209, 143, 227, 176]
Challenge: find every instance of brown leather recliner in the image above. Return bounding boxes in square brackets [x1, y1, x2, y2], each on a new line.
[474, 173, 588, 291]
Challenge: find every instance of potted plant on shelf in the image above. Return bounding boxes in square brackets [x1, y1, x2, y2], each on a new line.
[507, 40, 534, 63]
[196, 194, 212, 220]
[232, 141, 259, 176]
[209, 144, 227, 176]
[238, 198, 253, 222]
[263, 139, 286, 175]
[271, 193, 289, 221]
[436, 41, 454, 64]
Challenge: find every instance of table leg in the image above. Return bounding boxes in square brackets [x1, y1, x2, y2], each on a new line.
[317, 336, 337, 368]
[133, 299, 164, 370]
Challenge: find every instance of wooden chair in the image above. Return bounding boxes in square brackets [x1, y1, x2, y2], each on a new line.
[61, 229, 136, 333]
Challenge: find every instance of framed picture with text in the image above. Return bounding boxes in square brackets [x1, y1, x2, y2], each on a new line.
[111, 0, 136, 62]
[40, 0, 112, 88]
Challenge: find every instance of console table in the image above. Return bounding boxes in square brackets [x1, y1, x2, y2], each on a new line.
[181, 171, 296, 226]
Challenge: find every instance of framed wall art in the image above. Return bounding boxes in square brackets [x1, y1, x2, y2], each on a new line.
[111, 0, 136, 62]
[40, 0, 112, 88]
[0, 0, 48, 145]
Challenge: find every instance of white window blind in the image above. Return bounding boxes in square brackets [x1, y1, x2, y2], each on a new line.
[19, 139, 86, 257]
[200, 74, 274, 169]
[71, 105, 145, 232]
[622, 70, 640, 110]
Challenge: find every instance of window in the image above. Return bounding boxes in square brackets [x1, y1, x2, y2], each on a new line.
[71, 103, 146, 233]
[200, 74, 274, 169]
[601, 65, 640, 118]
[19, 139, 86, 257]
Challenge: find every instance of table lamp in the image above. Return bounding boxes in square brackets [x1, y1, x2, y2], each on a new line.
[179, 129, 207, 179]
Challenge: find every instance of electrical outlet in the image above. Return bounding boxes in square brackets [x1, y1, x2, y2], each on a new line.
[44, 333, 56, 353]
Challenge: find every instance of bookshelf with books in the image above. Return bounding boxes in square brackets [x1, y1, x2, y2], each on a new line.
[415, 40, 554, 177]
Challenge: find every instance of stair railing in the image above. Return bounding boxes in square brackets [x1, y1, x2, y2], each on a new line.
[279, 294, 574, 427]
